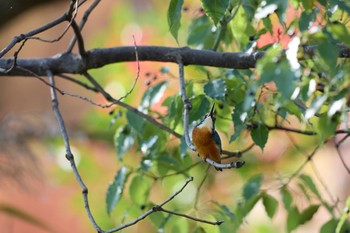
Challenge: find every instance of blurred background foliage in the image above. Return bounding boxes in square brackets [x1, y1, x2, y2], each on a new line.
[1, 0, 350, 233]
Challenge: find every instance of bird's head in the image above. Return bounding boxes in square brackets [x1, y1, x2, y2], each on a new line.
[196, 103, 216, 132]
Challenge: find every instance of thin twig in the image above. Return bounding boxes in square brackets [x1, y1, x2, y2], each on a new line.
[70, 19, 87, 57]
[58, 74, 98, 92]
[83, 71, 183, 136]
[106, 177, 199, 232]
[160, 207, 223, 225]
[67, 0, 101, 53]
[284, 145, 320, 185]
[0, 0, 79, 58]
[266, 124, 317, 136]
[334, 136, 350, 175]
[47, 69, 103, 233]
[118, 35, 140, 101]
[194, 165, 209, 209]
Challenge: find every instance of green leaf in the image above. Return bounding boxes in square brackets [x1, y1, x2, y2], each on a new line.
[299, 174, 321, 199]
[106, 166, 128, 215]
[287, 205, 320, 233]
[213, 201, 235, 219]
[315, 113, 339, 141]
[299, 205, 320, 225]
[150, 211, 167, 228]
[129, 175, 151, 206]
[299, 9, 317, 31]
[201, 0, 230, 25]
[187, 15, 217, 49]
[317, 41, 339, 75]
[250, 124, 269, 150]
[281, 187, 293, 211]
[225, 78, 246, 106]
[262, 17, 273, 35]
[262, 193, 278, 219]
[204, 79, 227, 101]
[114, 125, 134, 161]
[230, 102, 248, 142]
[141, 81, 168, 108]
[321, 218, 338, 233]
[167, 0, 184, 42]
[328, 22, 350, 46]
[243, 174, 263, 200]
[190, 95, 210, 122]
[287, 207, 300, 233]
[243, 193, 263, 216]
[126, 110, 146, 133]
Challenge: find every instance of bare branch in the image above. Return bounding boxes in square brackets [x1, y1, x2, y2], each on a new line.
[0, 0, 79, 58]
[1, 45, 350, 76]
[67, 0, 101, 53]
[106, 177, 202, 232]
[47, 70, 102, 233]
[70, 19, 87, 57]
[178, 58, 196, 151]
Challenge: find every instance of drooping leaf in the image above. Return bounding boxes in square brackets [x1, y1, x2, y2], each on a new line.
[114, 125, 134, 161]
[129, 175, 151, 206]
[106, 166, 128, 215]
[213, 201, 235, 219]
[201, 0, 230, 25]
[204, 79, 227, 101]
[299, 174, 321, 199]
[262, 17, 273, 35]
[286, 204, 320, 233]
[287, 207, 300, 233]
[281, 187, 293, 211]
[262, 193, 278, 219]
[299, 205, 320, 226]
[141, 81, 168, 108]
[167, 0, 184, 42]
[243, 174, 263, 200]
[243, 193, 263, 215]
[250, 124, 269, 150]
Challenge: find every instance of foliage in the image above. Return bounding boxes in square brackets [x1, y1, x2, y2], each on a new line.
[3, 0, 350, 232]
[102, 0, 350, 232]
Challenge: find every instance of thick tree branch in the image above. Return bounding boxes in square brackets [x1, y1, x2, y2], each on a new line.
[2, 44, 349, 76]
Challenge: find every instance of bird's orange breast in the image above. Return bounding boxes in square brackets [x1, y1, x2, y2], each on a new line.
[192, 127, 221, 164]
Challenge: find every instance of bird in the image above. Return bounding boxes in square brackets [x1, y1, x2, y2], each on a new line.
[192, 103, 222, 171]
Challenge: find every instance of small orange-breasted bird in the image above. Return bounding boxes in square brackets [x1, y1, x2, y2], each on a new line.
[192, 103, 222, 171]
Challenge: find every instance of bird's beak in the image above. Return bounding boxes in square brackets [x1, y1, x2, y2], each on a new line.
[209, 103, 215, 118]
